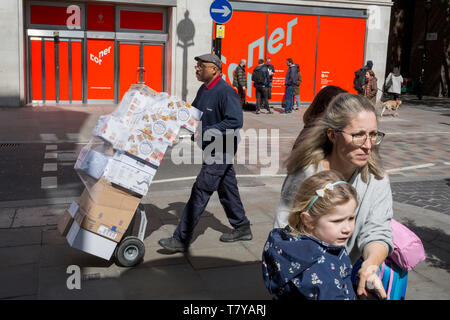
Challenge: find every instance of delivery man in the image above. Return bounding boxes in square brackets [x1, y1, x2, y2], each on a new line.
[159, 53, 252, 252]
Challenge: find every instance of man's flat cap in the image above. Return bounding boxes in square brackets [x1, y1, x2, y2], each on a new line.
[195, 53, 222, 69]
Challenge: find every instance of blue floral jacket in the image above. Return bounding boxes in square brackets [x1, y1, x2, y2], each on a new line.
[262, 228, 356, 300]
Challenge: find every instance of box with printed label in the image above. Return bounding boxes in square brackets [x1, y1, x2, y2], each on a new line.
[91, 115, 130, 150]
[113, 90, 149, 129]
[66, 218, 116, 261]
[103, 152, 157, 196]
[124, 130, 168, 167]
[78, 179, 140, 242]
[174, 100, 202, 133]
[135, 109, 180, 146]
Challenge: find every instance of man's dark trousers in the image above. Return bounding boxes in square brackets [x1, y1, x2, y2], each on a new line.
[255, 86, 270, 113]
[173, 162, 249, 243]
[237, 86, 246, 107]
[284, 85, 295, 112]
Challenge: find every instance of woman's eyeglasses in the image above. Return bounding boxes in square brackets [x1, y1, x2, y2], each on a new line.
[335, 130, 385, 147]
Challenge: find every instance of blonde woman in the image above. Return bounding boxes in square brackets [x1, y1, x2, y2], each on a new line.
[273, 93, 393, 299]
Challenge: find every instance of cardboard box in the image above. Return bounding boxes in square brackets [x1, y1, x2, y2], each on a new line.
[58, 210, 73, 237]
[66, 219, 116, 261]
[103, 152, 157, 196]
[57, 201, 80, 236]
[83, 178, 141, 208]
[78, 179, 140, 242]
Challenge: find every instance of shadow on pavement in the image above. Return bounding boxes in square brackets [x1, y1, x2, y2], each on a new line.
[141, 202, 234, 245]
[402, 218, 450, 273]
[117, 256, 268, 299]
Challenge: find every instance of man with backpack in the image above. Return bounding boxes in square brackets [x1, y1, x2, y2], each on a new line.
[354, 60, 373, 94]
[233, 59, 247, 108]
[252, 59, 272, 114]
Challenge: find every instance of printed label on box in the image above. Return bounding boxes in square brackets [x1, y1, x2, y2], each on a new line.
[97, 225, 118, 240]
[103, 152, 157, 196]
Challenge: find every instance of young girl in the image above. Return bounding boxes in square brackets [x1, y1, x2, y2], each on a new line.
[263, 170, 381, 300]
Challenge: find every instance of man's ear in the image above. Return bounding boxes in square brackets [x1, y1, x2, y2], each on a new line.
[300, 211, 314, 232]
[327, 128, 336, 144]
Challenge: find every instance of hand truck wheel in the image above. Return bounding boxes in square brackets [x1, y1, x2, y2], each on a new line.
[114, 236, 145, 267]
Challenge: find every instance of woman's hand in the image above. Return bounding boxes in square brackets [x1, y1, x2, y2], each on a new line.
[357, 263, 387, 300]
[357, 242, 389, 299]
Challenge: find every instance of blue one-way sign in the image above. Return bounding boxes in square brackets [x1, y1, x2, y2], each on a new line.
[210, 0, 233, 24]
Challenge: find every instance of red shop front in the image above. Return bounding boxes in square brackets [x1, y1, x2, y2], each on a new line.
[26, 1, 168, 104]
[219, 2, 367, 103]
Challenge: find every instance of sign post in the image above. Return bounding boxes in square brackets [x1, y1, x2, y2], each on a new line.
[209, 0, 233, 59]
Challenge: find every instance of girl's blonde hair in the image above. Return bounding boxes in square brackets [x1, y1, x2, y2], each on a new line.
[285, 93, 384, 183]
[288, 170, 359, 236]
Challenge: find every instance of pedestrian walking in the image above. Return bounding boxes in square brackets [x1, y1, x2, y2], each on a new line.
[263, 170, 379, 300]
[384, 67, 403, 101]
[252, 59, 273, 114]
[353, 60, 373, 94]
[233, 59, 247, 108]
[282, 58, 297, 114]
[362, 70, 378, 105]
[159, 53, 252, 253]
[265, 57, 275, 101]
[273, 93, 392, 299]
[293, 64, 302, 110]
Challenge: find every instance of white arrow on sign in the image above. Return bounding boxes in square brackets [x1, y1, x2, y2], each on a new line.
[211, 5, 231, 17]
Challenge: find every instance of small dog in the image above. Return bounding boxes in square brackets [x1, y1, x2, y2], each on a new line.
[381, 99, 402, 117]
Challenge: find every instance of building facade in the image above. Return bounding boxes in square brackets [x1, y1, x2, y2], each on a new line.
[0, 0, 393, 107]
[385, 0, 449, 97]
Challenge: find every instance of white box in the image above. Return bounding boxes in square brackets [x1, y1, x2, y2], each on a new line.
[92, 115, 130, 150]
[113, 90, 149, 128]
[66, 219, 117, 261]
[103, 152, 157, 196]
[74, 148, 111, 179]
[123, 130, 168, 167]
[135, 109, 180, 146]
[175, 102, 202, 133]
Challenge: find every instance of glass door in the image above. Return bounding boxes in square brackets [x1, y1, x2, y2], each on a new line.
[29, 37, 83, 103]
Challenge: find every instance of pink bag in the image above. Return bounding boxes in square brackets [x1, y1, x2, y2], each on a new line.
[389, 219, 426, 271]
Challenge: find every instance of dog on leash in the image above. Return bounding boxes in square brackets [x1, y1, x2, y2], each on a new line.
[381, 99, 402, 117]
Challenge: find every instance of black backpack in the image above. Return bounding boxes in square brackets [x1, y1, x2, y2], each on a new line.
[252, 67, 266, 85]
[353, 68, 366, 92]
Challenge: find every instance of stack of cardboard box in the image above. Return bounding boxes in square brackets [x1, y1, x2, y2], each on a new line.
[58, 84, 202, 260]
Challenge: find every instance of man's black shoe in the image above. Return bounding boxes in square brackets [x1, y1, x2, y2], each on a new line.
[158, 237, 188, 252]
[219, 224, 253, 242]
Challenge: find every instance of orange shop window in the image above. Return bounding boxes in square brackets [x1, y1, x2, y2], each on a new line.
[87, 39, 115, 100]
[314, 17, 366, 95]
